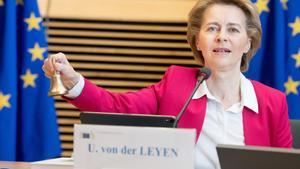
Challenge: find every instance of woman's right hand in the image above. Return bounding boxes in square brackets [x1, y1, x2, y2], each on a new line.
[42, 52, 81, 90]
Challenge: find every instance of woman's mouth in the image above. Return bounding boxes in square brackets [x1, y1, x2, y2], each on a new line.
[213, 48, 231, 53]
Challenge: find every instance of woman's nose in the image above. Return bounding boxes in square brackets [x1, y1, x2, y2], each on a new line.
[215, 30, 228, 42]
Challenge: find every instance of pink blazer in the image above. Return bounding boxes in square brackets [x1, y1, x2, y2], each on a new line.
[67, 66, 292, 148]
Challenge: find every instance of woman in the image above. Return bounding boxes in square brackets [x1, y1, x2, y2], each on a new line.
[42, 0, 292, 168]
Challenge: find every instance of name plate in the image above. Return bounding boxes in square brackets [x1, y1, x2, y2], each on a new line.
[74, 124, 195, 169]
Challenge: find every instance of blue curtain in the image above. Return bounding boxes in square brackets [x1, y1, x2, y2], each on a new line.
[247, 0, 300, 119]
[0, 0, 61, 161]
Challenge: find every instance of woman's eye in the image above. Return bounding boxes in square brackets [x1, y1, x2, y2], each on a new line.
[228, 28, 240, 33]
[207, 27, 217, 32]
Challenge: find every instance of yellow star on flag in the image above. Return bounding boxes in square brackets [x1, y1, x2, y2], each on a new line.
[284, 76, 300, 95]
[292, 49, 300, 68]
[255, 0, 270, 15]
[289, 17, 300, 36]
[16, 0, 23, 5]
[20, 69, 38, 88]
[0, 92, 11, 111]
[280, 0, 288, 10]
[28, 43, 46, 61]
[24, 12, 42, 31]
[0, 0, 3, 6]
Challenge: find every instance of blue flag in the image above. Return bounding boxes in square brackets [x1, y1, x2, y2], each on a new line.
[0, 0, 61, 161]
[247, 0, 300, 119]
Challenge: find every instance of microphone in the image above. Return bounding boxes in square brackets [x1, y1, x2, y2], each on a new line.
[173, 67, 211, 127]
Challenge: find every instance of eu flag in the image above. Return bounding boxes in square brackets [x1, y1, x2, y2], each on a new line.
[0, 0, 61, 161]
[247, 0, 300, 119]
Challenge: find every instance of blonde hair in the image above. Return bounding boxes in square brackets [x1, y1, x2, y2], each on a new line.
[187, 0, 262, 72]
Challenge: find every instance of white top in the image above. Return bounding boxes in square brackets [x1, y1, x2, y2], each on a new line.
[192, 73, 258, 169]
[66, 73, 259, 169]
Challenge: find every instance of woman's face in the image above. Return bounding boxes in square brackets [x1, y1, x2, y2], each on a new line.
[196, 4, 251, 72]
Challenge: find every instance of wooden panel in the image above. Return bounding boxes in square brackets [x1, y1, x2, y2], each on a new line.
[62, 143, 73, 149]
[78, 71, 163, 80]
[49, 46, 193, 57]
[90, 79, 154, 87]
[48, 37, 190, 48]
[60, 135, 73, 142]
[45, 21, 187, 32]
[38, 0, 197, 22]
[56, 110, 79, 117]
[47, 29, 187, 40]
[65, 55, 194, 65]
[61, 151, 73, 157]
[58, 118, 80, 125]
[71, 63, 168, 73]
[59, 126, 74, 133]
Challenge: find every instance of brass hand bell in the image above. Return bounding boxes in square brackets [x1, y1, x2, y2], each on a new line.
[48, 71, 68, 96]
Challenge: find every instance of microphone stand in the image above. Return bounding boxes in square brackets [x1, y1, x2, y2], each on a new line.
[173, 76, 206, 128]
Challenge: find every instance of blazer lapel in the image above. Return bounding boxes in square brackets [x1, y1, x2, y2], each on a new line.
[178, 96, 207, 141]
[243, 107, 269, 146]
